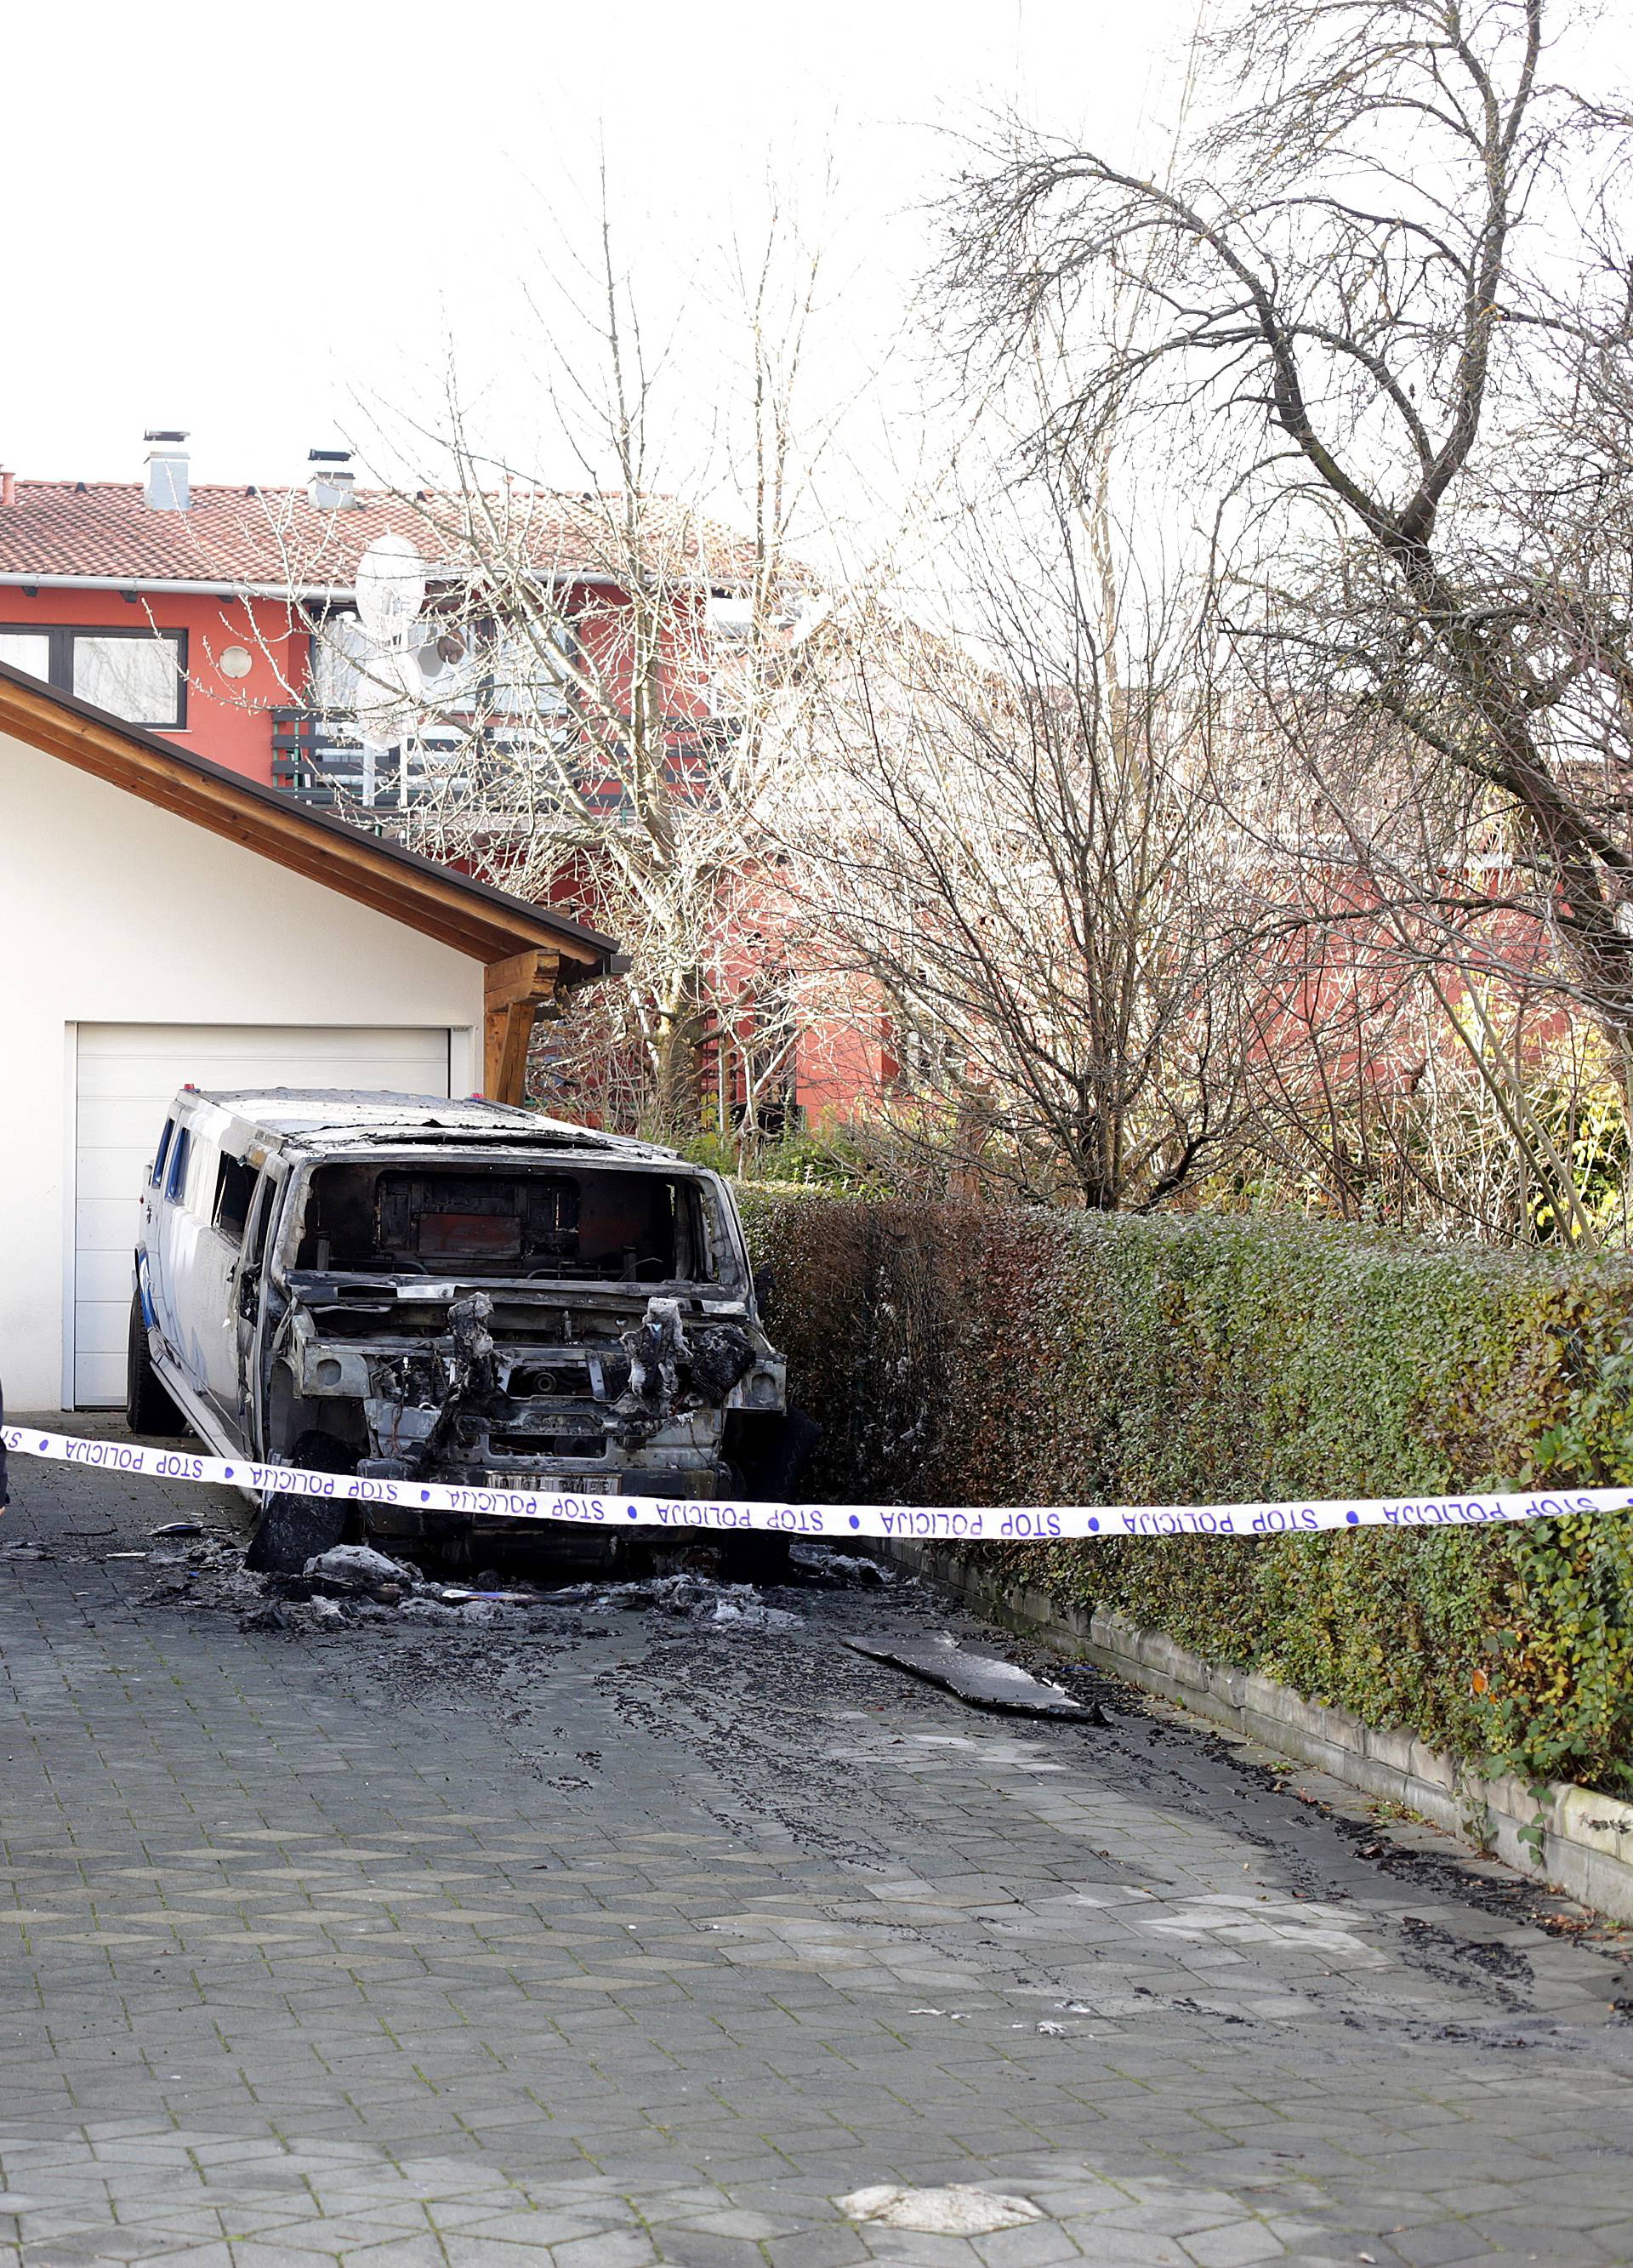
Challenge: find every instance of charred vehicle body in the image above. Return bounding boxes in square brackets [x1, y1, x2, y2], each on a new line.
[126, 1090, 806, 1571]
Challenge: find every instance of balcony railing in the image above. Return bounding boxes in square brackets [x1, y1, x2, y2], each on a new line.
[271, 707, 733, 822]
[271, 709, 481, 812]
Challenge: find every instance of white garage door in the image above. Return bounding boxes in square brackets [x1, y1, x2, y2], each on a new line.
[73, 1023, 452, 1407]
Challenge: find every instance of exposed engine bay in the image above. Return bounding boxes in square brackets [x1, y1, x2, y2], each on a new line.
[269, 1156, 788, 1518]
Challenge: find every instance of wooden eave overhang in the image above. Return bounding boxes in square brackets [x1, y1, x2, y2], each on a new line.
[0, 661, 618, 976]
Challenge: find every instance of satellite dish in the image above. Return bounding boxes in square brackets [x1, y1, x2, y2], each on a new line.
[351, 533, 428, 755]
[355, 532, 426, 646]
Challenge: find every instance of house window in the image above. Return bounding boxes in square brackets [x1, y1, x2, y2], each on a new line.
[0, 631, 51, 681]
[74, 635, 185, 724]
[487, 625, 572, 715]
[310, 613, 371, 713]
[703, 596, 755, 719]
[0, 623, 187, 727]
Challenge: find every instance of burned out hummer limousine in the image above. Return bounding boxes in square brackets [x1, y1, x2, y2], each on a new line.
[127, 1089, 801, 1572]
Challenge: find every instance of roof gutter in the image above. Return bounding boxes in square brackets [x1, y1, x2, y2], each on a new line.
[0, 567, 731, 601]
[0, 573, 355, 601]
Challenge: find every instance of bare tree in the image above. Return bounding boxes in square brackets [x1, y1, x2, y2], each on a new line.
[942, 0, 1633, 1068]
[256, 198, 850, 1141]
[1191, 657, 1619, 1238]
[781, 459, 1262, 1209]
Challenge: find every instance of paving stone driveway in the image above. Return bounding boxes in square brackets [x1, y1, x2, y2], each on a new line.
[4, 1418, 1633, 2267]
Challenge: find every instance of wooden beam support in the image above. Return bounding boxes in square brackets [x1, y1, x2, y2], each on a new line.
[484, 951, 565, 1104]
[484, 947, 567, 1012]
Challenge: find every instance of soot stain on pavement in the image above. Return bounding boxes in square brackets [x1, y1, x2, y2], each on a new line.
[18, 1469, 1633, 2063]
[1032, 1649, 1633, 1970]
[19, 1426, 1633, 2268]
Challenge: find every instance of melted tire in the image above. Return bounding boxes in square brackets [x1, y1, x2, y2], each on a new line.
[246, 1490, 350, 1576]
[720, 1532, 793, 1584]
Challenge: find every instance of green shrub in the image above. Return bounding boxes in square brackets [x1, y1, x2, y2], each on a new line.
[678, 1125, 880, 1194]
[736, 1192, 1633, 1794]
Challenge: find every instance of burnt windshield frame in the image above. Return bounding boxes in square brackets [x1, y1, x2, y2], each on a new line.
[279, 1154, 740, 1289]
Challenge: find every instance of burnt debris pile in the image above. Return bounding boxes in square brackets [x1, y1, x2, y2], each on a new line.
[112, 1529, 898, 1638]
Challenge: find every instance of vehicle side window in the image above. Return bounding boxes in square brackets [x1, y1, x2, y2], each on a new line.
[213, 1154, 258, 1244]
[151, 1118, 174, 1188]
[164, 1125, 191, 1205]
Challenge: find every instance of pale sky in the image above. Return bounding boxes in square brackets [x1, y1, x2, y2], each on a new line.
[1, 0, 1203, 496]
[9, 0, 1629, 598]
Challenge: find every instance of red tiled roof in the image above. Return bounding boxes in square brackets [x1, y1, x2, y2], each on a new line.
[0, 482, 760, 592]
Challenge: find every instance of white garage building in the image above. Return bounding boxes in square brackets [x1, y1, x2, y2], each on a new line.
[0, 662, 617, 1410]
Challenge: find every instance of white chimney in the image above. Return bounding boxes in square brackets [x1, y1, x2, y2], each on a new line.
[308, 447, 358, 510]
[144, 430, 191, 511]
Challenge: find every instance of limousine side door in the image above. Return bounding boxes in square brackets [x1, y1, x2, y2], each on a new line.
[150, 1120, 200, 1369]
[164, 1140, 253, 1442]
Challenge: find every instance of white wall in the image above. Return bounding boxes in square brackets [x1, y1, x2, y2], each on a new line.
[0, 730, 486, 1409]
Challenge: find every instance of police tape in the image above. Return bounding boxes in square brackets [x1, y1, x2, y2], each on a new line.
[7, 1422, 1633, 1541]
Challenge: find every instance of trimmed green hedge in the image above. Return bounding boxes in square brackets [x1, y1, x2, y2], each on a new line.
[736, 1191, 1633, 1794]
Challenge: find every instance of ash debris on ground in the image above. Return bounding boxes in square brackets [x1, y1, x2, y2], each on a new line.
[87, 1524, 904, 1640]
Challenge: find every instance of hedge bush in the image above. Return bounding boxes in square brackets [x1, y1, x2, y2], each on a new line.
[736, 1191, 1633, 1794]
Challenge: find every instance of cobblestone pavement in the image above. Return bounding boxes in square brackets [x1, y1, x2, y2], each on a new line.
[5, 1419, 1633, 2267]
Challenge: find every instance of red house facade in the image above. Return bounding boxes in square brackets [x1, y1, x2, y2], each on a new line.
[0, 437, 720, 795]
[0, 435, 886, 1131]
